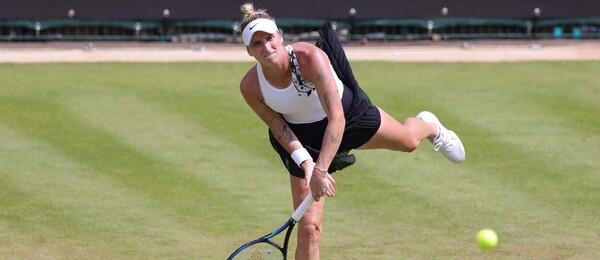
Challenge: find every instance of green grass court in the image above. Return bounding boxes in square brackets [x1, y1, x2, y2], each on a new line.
[0, 61, 599, 259]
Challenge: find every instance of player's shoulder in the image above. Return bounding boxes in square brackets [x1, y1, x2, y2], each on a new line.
[291, 42, 323, 56]
[240, 64, 259, 95]
[291, 41, 318, 49]
[290, 42, 327, 66]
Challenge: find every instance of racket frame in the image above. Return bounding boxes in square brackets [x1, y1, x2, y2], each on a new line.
[227, 195, 315, 259]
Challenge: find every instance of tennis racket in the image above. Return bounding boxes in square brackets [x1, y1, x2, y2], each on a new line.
[227, 194, 315, 260]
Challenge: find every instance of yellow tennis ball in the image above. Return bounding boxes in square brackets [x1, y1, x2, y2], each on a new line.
[476, 229, 498, 249]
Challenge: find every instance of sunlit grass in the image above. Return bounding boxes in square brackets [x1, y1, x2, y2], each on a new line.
[0, 61, 599, 259]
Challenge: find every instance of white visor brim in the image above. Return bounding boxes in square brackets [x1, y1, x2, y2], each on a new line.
[242, 18, 278, 46]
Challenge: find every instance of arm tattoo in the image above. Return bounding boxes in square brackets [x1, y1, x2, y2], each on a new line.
[281, 125, 295, 142]
[265, 114, 278, 124]
[323, 94, 330, 113]
[273, 125, 294, 142]
[315, 72, 325, 83]
[329, 135, 339, 144]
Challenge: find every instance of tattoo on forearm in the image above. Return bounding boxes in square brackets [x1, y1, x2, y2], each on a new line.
[282, 125, 294, 142]
[315, 73, 325, 83]
[329, 135, 339, 144]
[266, 114, 277, 124]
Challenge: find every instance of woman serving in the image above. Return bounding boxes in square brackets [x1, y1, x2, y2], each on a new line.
[237, 3, 465, 259]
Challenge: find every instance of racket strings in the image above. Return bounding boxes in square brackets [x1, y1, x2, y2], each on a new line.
[232, 242, 283, 260]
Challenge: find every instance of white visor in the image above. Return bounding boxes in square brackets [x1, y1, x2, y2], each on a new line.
[242, 18, 278, 46]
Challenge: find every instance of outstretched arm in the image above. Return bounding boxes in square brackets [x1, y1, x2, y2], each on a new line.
[295, 43, 345, 200]
[239, 66, 316, 177]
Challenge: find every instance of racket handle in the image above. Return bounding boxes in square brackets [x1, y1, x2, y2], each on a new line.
[291, 194, 315, 222]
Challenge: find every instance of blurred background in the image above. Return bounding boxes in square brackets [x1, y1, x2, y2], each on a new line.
[1, 0, 599, 43]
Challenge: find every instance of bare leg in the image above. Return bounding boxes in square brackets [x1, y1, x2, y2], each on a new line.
[358, 107, 438, 151]
[290, 175, 324, 260]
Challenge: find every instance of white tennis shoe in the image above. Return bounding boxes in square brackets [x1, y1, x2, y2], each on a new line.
[416, 111, 465, 163]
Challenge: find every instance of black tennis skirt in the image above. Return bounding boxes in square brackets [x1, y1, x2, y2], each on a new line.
[269, 85, 381, 178]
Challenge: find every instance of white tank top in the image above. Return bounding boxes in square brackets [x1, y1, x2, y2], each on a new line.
[256, 45, 344, 124]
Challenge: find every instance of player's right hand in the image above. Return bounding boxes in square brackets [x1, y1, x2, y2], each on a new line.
[309, 167, 335, 201]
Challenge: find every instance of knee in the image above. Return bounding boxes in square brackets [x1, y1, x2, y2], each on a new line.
[402, 137, 419, 152]
[297, 221, 322, 246]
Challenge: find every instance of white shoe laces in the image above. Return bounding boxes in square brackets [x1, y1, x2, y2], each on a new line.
[432, 130, 455, 152]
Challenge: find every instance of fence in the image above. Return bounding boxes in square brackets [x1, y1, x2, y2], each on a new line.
[2, 17, 599, 42]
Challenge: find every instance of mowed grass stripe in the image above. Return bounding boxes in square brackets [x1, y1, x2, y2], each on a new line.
[353, 60, 600, 192]
[369, 61, 600, 195]
[324, 132, 598, 259]
[0, 98, 237, 258]
[0, 61, 599, 259]
[0, 182, 73, 259]
[0, 62, 292, 258]
[0, 123, 212, 259]
[454, 62, 600, 203]
[321, 157, 483, 259]
[63, 88, 290, 218]
[415, 62, 600, 255]
[319, 61, 600, 258]
[60, 86, 294, 256]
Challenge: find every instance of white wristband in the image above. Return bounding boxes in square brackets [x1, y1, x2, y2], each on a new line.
[291, 148, 312, 167]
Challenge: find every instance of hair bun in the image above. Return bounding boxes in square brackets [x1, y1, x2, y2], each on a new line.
[240, 3, 255, 16]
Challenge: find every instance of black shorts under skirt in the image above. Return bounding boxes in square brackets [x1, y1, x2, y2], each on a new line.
[268, 85, 381, 178]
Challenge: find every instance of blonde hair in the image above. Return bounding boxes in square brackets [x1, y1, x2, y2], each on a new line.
[239, 3, 274, 32]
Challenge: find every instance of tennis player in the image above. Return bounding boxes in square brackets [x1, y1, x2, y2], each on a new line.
[237, 3, 465, 259]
